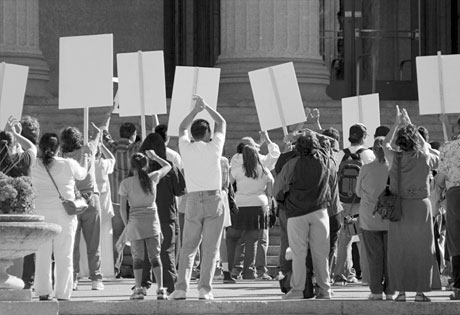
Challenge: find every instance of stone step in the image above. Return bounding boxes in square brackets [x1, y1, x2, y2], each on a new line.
[268, 245, 280, 257]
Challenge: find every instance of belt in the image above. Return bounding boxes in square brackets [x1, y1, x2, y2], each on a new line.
[188, 189, 221, 196]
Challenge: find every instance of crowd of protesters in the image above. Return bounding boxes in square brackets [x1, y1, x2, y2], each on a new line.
[1, 96, 460, 302]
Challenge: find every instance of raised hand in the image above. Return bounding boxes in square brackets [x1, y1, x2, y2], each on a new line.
[395, 105, 402, 125]
[192, 94, 206, 112]
[311, 108, 320, 120]
[401, 108, 412, 125]
[7, 116, 22, 135]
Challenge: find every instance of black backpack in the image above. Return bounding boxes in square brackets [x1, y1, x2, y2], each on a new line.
[338, 148, 367, 204]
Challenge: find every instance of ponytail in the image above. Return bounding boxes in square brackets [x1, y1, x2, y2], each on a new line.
[131, 153, 153, 195]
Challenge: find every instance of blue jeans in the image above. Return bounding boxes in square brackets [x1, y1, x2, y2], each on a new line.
[73, 194, 102, 281]
[175, 190, 225, 292]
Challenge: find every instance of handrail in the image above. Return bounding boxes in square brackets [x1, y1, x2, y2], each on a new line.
[399, 59, 412, 80]
[356, 54, 376, 95]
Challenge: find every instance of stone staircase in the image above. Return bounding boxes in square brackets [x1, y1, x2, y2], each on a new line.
[267, 225, 282, 278]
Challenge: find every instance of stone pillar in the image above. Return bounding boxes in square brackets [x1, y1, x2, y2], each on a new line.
[0, 0, 50, 96]
[216, 0, 329, 100]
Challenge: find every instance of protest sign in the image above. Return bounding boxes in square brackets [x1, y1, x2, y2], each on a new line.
[0, 62, 29, 129]
[117, 51, 166, 139]
[416, 52, 460, 140]
[341, 93, 381, 148]
[168, 66, 220, 137]
[249, 62, 306, 135]
[59, 33, 113, 143]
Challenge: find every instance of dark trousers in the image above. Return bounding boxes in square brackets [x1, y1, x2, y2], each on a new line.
[22, 253, 35, 287]
[142, 221, 177, 293]
[226, 227, 259, 278]
[452, 256, 460, 289]
[328, 213, 342, 272]
[361, 229, 393, 294]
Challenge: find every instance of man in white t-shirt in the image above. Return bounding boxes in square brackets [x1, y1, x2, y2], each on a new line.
[333, 123, 375, 285]
[168, 95, 226, 300]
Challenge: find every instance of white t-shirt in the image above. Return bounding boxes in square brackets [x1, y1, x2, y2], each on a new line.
[166, 147, 183, 170]
[178, 131, 225, 192]
[32, 157, 88, 209]
[231, 164, 274, 207]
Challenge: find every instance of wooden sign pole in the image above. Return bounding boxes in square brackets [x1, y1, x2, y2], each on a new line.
[83, 107, 89, 144]
[137, 51, 147, 141]
[437, 51, 449, 142]
[269, 68, 288, 136]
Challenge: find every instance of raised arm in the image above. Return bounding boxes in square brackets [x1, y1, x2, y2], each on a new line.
[200, 97, 226, 135]
[7, 117, 37, 158]
[89, 122, 102, 147]
[383, 105, 404, 168]
[145, 149, 172, 181]
[178, 96, 205, 138]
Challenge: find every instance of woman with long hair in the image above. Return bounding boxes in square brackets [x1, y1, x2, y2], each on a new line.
[32, 133, 88, 301]
[136, 133, 186, 295]
[118, 150, 171, 300]
[227, 145, 274, 279]
[383, 107, 439, 302]
[356, 137, 395, 300]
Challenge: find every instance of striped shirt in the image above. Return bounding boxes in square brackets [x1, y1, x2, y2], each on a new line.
[105, 138, 141, 204]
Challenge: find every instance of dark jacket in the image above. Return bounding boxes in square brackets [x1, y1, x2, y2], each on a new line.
[274, 150, 331, 218]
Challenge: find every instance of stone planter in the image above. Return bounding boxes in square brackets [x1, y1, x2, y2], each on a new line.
[0, 214, 61, 299]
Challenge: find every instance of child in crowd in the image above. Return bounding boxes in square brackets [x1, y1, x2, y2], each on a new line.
[118, 151, 171, 300]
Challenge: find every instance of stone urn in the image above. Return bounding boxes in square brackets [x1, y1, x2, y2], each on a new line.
[0, 214, 61, 298]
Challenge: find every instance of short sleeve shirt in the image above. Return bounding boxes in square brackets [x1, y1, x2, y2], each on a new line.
[178, 131, 224, 192]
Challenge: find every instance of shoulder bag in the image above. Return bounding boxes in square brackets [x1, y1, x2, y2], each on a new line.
[45, 165, 88, 216]
[373, 151, 403, 222]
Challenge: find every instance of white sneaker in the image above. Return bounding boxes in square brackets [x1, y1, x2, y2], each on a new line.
[91, 280, 104, 290]
[169, 289, 186, 300]
[130, 287, 145, 300]
[198, 288, 214, 300]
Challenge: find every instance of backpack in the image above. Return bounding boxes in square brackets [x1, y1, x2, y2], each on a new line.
[338, 148, 367, 204]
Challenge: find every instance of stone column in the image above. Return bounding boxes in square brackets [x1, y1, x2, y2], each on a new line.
[216, 0, 329, 100]
[0, 0, 50, 96]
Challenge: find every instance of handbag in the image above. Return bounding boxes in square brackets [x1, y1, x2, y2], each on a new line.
[373, 152, 402, 222]
[45, 165, 89, 216]
[344, 214, 360, 236]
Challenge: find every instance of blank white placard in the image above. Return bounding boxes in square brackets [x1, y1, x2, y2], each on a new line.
[416, 54, 460, 115]
[168, 66, 220, 137]
[116, 51, 166, 117]
[341, 93, 381, 148]
[0, 62, 29, 129]
[249, 62, 306, 132]
[59, 34, 113, 109]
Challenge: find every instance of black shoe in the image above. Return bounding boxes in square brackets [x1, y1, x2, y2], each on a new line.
[39, 295, 52, 301]
[223, 271, 236, 284]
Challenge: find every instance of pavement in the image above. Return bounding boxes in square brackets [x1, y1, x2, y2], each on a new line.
[7, 278, 457, 315]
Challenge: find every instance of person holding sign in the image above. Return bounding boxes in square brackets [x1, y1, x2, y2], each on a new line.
[438, 114, 460, 300]
[168, 94, 226, 300]
[61, 124, 104, 291]
[383, 107, 439, 302]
